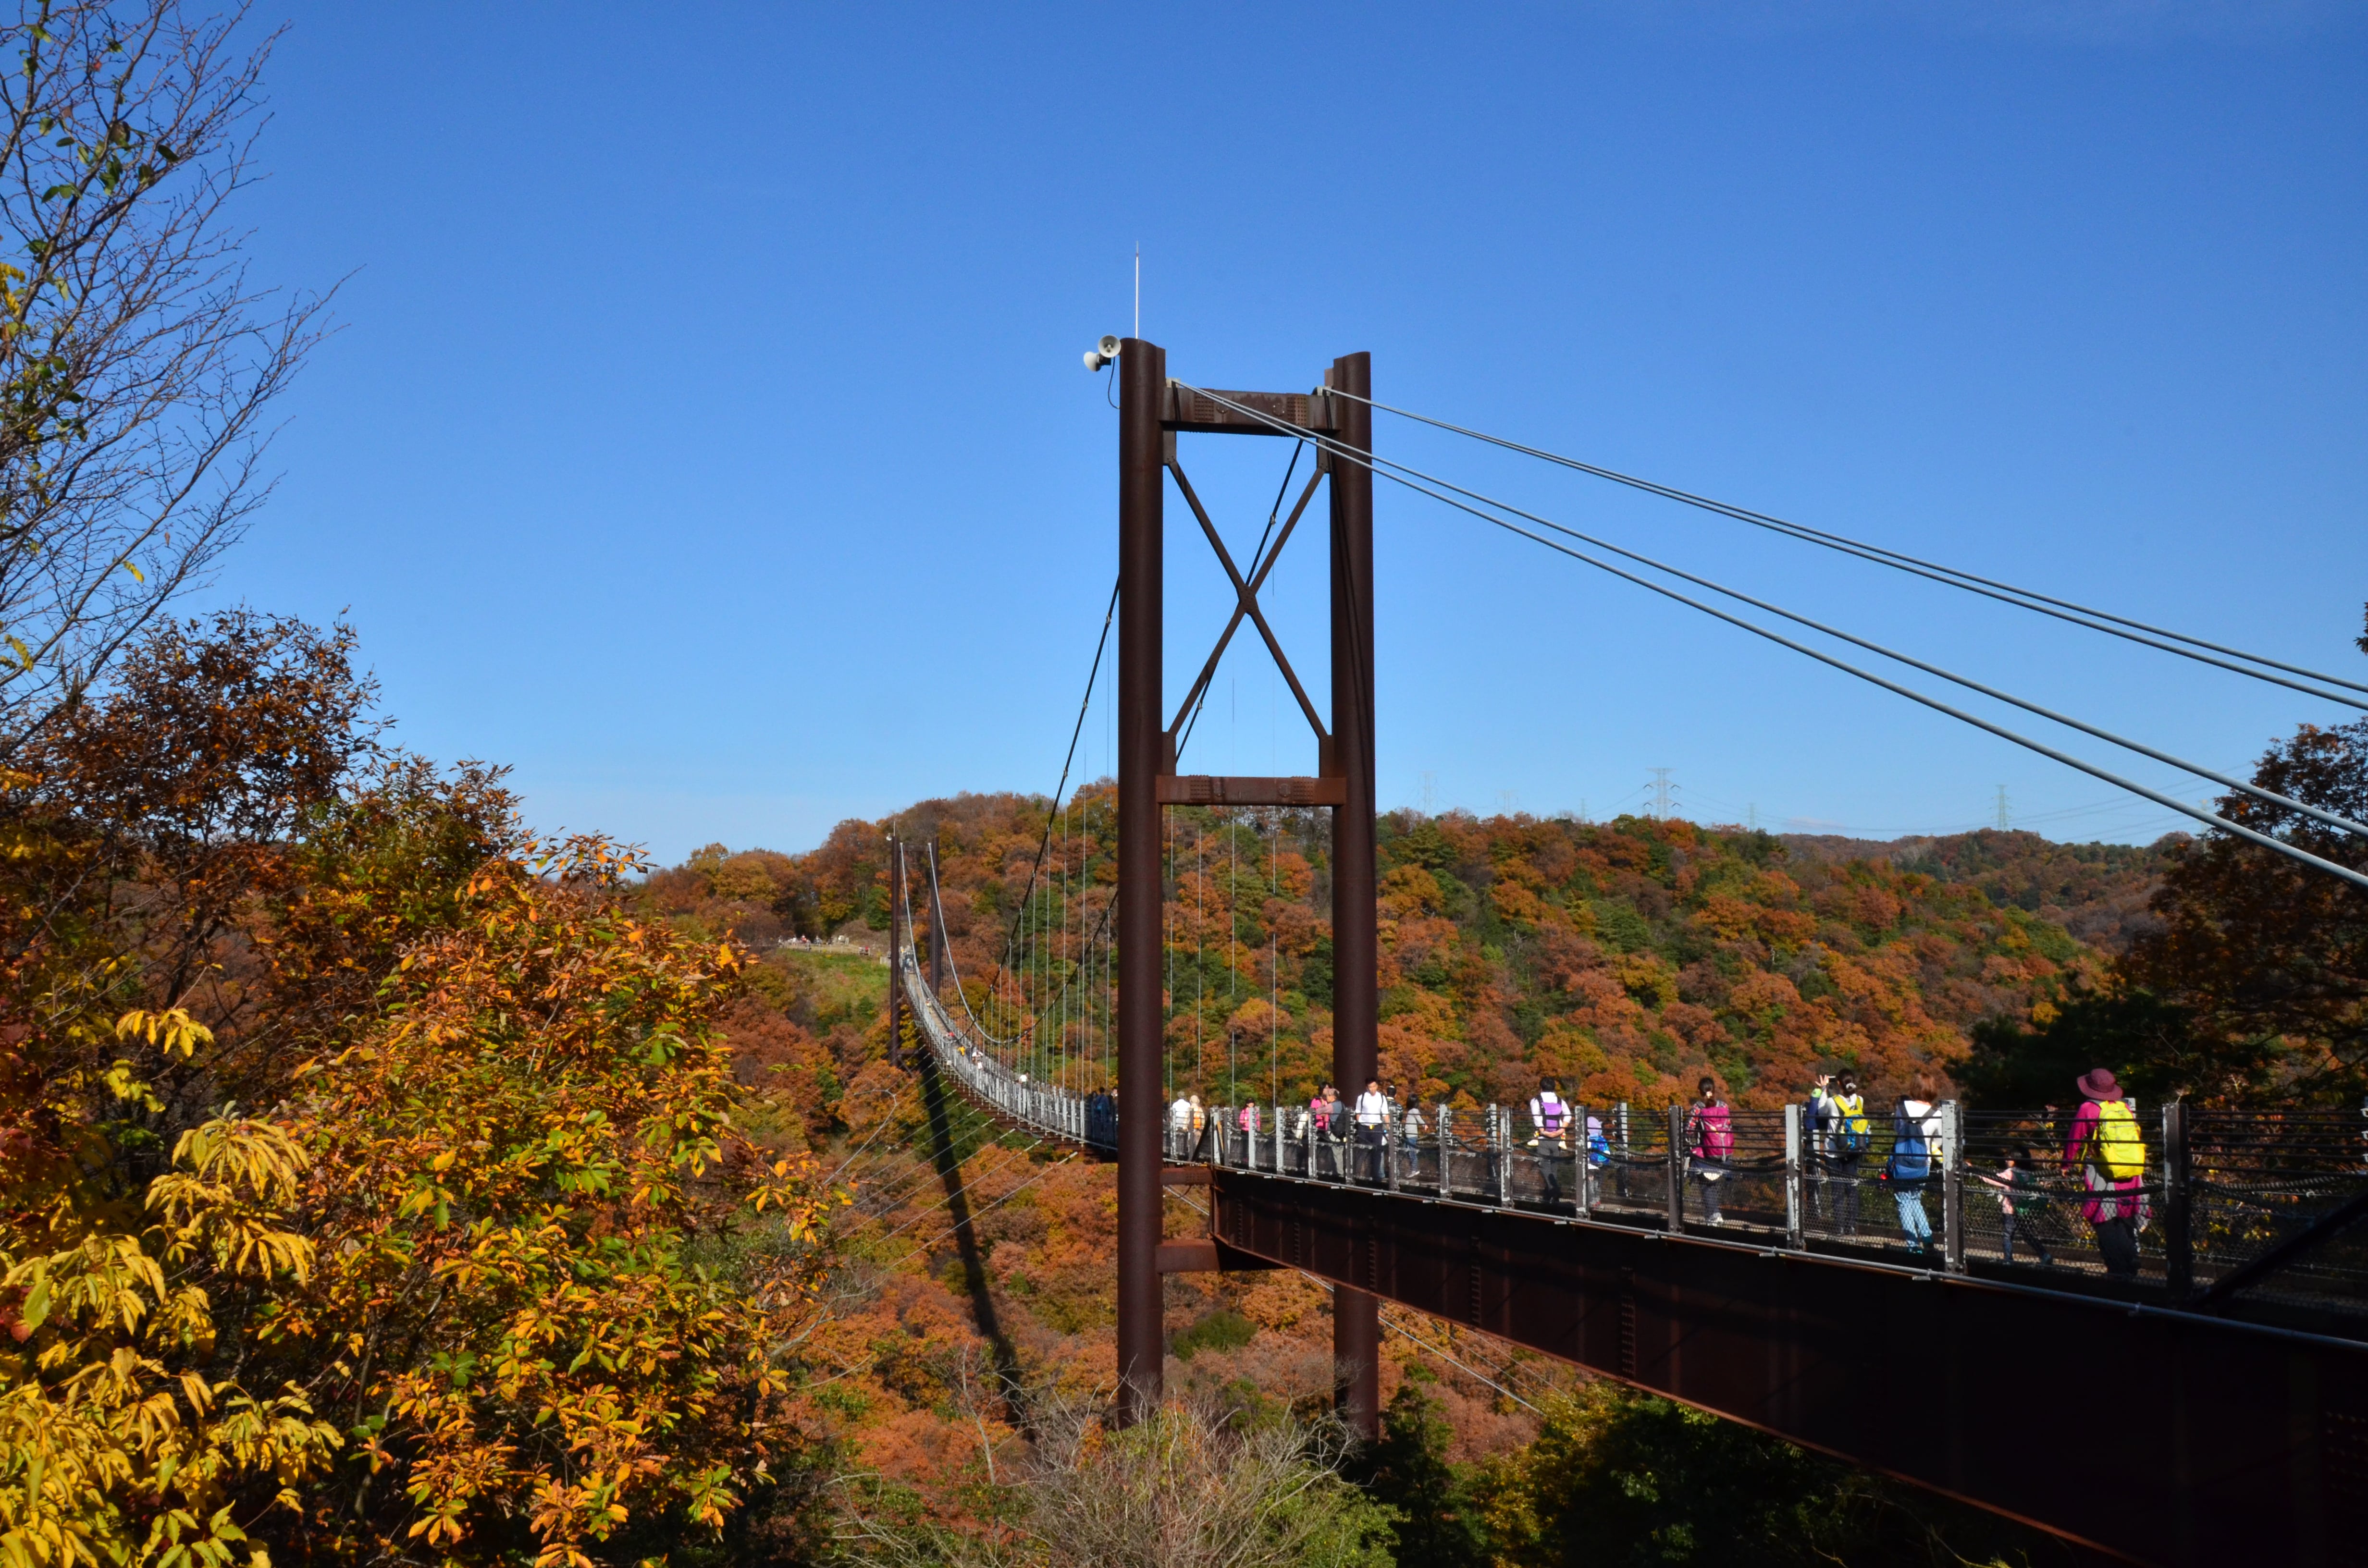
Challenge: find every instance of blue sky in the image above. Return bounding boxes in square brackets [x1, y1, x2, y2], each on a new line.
[218, 2, 2367, 862]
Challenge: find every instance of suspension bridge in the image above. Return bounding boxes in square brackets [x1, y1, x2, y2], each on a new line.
[870, 340, 2368, 1567]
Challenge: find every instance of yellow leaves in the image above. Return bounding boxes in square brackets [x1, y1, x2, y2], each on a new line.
[1490, 881, 1549, 928]
[1379, 865, 1445, 919]
[404, 1507, 466, 1547]
[1612, 953, 1678, 1012]
[113, 1008, 213, 1060]
[163, 1119, 308, 1204]
[0, 1225, 340, 1568]
[1727, 969, 1803, 1021]
[100, 1058, 163, 1111]
[1697, 892, 1817, 948]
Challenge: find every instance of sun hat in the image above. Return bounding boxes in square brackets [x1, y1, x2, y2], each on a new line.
[2076, 1067, 2124, 1102]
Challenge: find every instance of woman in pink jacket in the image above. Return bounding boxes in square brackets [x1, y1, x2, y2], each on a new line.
[2064, 1067, 2146, 1280]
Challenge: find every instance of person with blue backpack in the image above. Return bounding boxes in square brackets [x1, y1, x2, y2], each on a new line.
[1886, 1077, 1945, 1256]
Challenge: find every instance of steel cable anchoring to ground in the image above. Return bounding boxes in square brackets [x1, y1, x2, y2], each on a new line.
[1172, 382, 2368, 894]
[1321, 384, 2368, 707]
[843, 1123, 1008, 1219]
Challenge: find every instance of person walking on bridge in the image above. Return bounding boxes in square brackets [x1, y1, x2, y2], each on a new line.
[1887, 1078, 1944, 1257]
[1530, 1079, 1572, 1204]
[1686, 1077, 1734, 1225]
[1169, 1091, 1193, 1162]
[1812, 1072, 1870, 1236]
[1355, 1079, 1389, 1183]
[2065, 1067, 2146, 1280]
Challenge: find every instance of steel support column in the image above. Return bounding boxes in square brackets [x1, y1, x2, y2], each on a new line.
[1116, 337, 1168, 1423]
[1326, 351, 1380, 1439]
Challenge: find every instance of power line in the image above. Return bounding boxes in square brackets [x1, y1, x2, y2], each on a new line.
[1172, 383, 2368, 893]
[1325, 385, 2368, 706]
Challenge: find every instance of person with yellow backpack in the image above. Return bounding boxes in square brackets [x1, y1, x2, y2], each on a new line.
[2064, 1067, 2146, 1280]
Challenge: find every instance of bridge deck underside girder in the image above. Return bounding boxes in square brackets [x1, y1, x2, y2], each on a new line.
[1210, 1167, 2368, 1568]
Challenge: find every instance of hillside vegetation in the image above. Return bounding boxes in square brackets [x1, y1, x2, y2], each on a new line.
[646, 799, 2172, 1122]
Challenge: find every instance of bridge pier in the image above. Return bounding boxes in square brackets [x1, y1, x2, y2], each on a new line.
[1326, 350, 1381, 1441]
[1116, 337, 1167, 1425]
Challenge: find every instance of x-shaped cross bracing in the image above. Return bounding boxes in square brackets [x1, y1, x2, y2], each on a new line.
[1164, 453, 1331, 756]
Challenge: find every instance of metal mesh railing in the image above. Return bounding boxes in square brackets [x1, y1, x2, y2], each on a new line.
[2188, 1110, 2368, 1308]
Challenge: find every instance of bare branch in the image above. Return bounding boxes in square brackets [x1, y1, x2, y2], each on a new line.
[0, 0, 328, 749]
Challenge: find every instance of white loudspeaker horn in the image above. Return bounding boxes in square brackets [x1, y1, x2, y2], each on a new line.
[1084, 334, 1122, 371]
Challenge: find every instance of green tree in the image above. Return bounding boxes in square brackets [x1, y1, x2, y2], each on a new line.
[1475, 1383, 2073, 1568]
[1958, 988, 2271, 1108]
[2122, 713, 2368, 1100]
[1359, 1382, 1487, 1568]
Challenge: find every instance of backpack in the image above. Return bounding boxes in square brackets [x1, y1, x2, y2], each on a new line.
[1887, 1108, 1931, 1185]
[2090, 1100, 2145, 1182]
[1536, 1093, 1567, 1136]
[1829, 1094, 1870, 1156]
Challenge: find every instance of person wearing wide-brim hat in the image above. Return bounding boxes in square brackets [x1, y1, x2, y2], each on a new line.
[2063, 1067, 2146, 1280]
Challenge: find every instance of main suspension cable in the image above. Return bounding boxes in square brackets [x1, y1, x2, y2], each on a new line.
[1279, 407, 2368, 841]
[1324, 385, 2368, 705]
[1177, 383, 2368, 893]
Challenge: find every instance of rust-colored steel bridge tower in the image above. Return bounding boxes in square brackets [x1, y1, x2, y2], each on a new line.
[1116, 339, 1381, 1432]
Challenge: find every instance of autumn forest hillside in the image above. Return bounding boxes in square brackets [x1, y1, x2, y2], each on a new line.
[641, 798, 2176, 1127]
